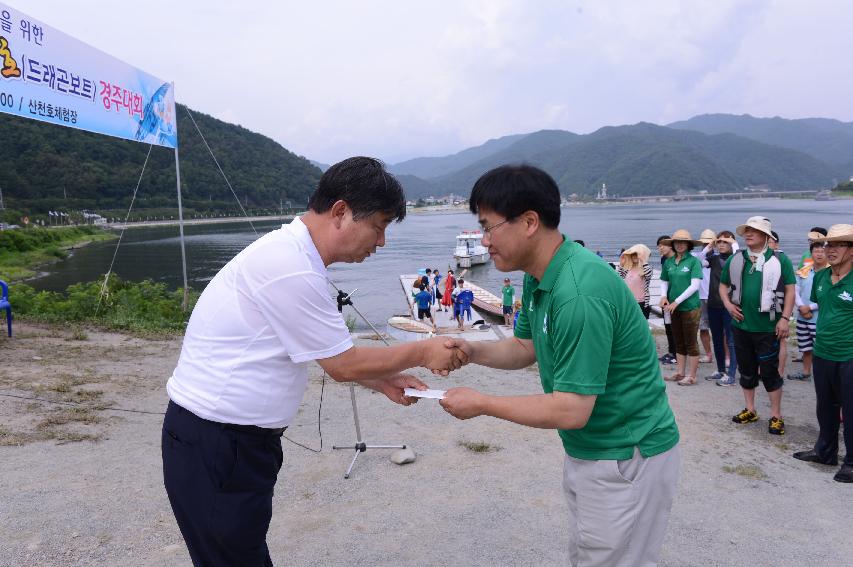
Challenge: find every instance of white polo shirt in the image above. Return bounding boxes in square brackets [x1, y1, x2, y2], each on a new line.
[167, 217, 353, 428]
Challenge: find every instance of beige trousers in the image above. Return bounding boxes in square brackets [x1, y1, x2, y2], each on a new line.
[562, 444, 680, 567]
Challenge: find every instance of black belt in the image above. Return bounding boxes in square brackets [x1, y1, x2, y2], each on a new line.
[220, 422, 287, 437]
[170, 400, 287, 437]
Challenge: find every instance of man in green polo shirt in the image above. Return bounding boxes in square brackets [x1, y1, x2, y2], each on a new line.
[720, 216, 795, 435]
[438, 165, 680, 566]
[792, 224, 853, 483]
[501, 277, 515, 326]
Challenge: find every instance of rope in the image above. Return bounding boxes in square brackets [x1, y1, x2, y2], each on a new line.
[97, 144, 154, 313]
[183, 106, 258, 236]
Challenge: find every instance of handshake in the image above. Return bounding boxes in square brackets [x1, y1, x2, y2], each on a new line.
[421, 337, 472, 376]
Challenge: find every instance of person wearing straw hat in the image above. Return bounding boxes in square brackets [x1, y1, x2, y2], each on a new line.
[792, 224, 853, 483]
[695, 229, 717, 364]
[720, 216, 796, 435]
[617, 243, 653, 319]
[704, 231, 739, 385]
[659, 229, 704, 385]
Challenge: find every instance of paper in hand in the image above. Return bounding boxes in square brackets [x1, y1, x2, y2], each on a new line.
[404, 388, 446, 400]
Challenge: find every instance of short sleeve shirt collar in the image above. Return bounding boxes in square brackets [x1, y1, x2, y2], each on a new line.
[536, 236, 576, 292]
[285, 217, 328, 279]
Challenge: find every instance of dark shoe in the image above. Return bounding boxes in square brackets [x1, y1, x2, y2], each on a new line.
[792, 450, 837, 466]
[732, 408, 759, 424]
[786, 372, 811, 381]
[834, 465, 853, 483]
[768, 416, 785, 435]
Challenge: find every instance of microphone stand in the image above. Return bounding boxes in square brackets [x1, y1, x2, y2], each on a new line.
[330, 282, 406, 479]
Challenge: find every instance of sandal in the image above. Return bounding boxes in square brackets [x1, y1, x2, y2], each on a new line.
[677, 376, 697, 386]
[664, 373, 684, 382]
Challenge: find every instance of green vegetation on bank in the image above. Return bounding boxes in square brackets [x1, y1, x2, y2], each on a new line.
[0, 226, 116, 282]
[834, 180, 853, 193]
[12, 276, 197, 334]
[0, 103, 322, 217]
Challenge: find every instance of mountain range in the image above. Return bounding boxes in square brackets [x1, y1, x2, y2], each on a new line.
[2, 108, 851, 214]
[390, 115, 853, 199]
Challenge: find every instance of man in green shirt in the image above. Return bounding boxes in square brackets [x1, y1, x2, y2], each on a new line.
[438, 165, 680, 566]
[792, 224, 853, 483]
[720, 216, 796, 435]
[501, 277, 515, 326]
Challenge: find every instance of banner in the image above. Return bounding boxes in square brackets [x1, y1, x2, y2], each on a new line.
[0, 2, 177, 148]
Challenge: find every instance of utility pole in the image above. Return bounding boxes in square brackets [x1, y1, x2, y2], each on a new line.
[0, 184, 5, 210]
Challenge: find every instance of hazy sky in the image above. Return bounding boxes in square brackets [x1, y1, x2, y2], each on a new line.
[14, 0, 853, 164]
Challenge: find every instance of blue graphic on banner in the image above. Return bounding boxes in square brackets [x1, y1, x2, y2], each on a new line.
[0, 2, 177, 148]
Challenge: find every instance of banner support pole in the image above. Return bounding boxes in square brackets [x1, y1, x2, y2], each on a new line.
[174, 143, 189, 311]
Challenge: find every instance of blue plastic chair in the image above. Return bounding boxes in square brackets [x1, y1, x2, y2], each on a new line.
[0, 280, 11, 337]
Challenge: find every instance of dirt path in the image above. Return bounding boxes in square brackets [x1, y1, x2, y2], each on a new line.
[0, 323, 848, 566]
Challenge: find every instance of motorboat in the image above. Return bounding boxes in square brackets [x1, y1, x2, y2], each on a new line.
[453, 231, 490, 267]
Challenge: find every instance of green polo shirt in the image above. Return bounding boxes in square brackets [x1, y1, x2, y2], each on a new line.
[502, 285, 515, 306]
[660, 254, 703, 311]
[720, 249, 795, 333]
[514, 237, 679, 461]
[811, 268, 853, 361]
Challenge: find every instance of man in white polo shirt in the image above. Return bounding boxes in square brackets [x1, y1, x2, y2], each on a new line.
[162, 157, 463, 566]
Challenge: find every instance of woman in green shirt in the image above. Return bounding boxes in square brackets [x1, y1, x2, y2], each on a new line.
[660, 229, 704, 385]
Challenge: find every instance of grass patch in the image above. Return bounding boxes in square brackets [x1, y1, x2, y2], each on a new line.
[68, 327, 89, 341]
[37, 407, 102, 428]
[722, 464, 767, 480]
[458, 440, 502, 453]
[12, 276, 198, 334]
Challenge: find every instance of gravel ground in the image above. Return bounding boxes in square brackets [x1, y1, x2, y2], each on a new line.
[0, 322, 849, 566]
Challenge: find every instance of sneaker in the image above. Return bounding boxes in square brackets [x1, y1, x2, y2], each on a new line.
[717, 375, 737, 387]
[786, 372, 811, 381]
[705, 371, 725, 381]
[768, 416, 785, 435]
[732, 408, 759, 424]
[662, 354, 677, 365]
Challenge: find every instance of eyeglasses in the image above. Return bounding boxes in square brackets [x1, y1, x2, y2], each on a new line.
[482, 219, 511, 235]
[825, 242, 851, 249]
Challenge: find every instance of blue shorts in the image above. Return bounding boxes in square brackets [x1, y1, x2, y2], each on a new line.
[502, 305, 513, 315]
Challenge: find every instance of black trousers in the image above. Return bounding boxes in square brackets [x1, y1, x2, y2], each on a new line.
[162, 400, 285, 566]
[733, 327, 783, 392]
[813, 356, 853, 466]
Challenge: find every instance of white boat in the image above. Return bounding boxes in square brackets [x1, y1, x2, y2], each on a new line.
[454, 231, 490, 268]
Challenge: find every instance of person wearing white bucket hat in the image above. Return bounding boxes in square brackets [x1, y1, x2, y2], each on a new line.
[659, 229, 704, 385]
[793, 223, 853, 483]
[720, 216, 796, 435]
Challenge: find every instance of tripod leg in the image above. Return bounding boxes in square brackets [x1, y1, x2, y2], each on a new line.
[344, 449, 361, 479]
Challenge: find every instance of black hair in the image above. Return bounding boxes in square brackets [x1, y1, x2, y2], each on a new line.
[810, 241, 827, 252]
[469, 164, 561, 229]
[426, 268, 432, 274]
[419, 284, 426, 291]
[656, 235, 670, 245]
[308, 156, 406, 222]
[717, 230, 735, 239]
[574, 239, 585, 247]
[810, 226, 827, 236]
[771, 230, 780, 242]
[458, 278, 465, 284]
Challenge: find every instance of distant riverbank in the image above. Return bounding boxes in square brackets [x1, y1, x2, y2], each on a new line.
[107, 214, 301, 230]
[0, 226, 116, 282]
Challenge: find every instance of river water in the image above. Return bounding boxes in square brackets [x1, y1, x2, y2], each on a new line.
[31, 198, 853, 329]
